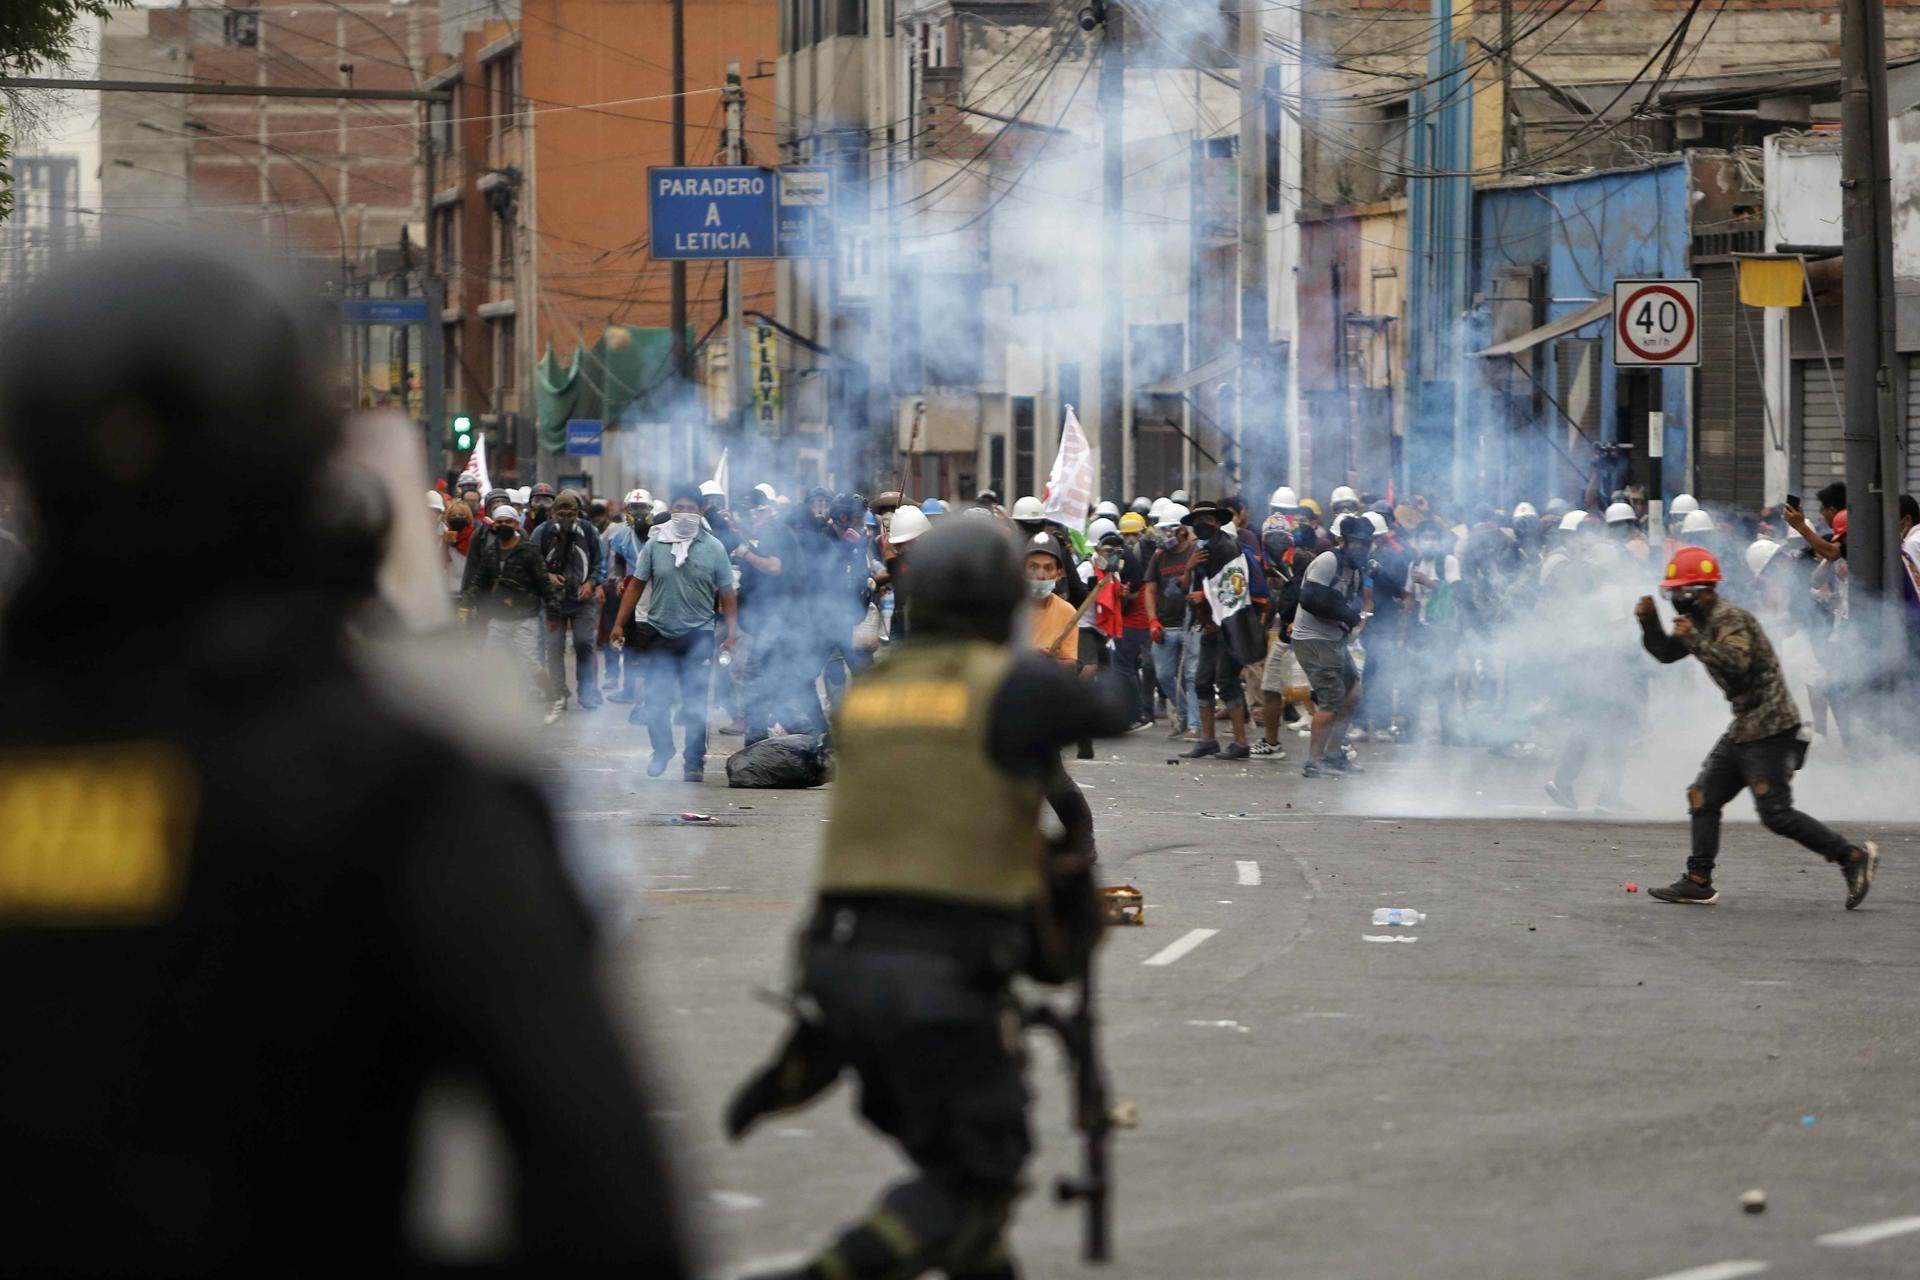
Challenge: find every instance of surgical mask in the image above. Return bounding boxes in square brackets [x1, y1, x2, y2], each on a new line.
[1027, 577, 1058, 600]
[669, 512, 701, 539]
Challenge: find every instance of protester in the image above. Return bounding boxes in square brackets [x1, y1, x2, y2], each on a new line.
[1026, 533, 1080, 665]
[1144, 503, 1201, 736]
[612, 484, 739, 781]
[529, 488, 605, 715]
[1178, 502, 1252, 760]
[1295, 514, 1373, 778]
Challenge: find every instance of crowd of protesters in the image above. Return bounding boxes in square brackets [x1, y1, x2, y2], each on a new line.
[428, 466, 1920, 788]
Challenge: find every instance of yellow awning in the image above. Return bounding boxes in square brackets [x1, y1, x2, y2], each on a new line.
[1736, 255, 1805, 308]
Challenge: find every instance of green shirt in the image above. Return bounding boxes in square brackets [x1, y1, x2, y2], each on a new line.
[634, 531, 734, 638]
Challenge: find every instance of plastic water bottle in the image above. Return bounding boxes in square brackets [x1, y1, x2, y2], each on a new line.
[1372, 908, 1424, 927]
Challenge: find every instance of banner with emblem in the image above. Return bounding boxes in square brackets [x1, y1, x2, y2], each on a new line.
[1203, 552, 1267, 667]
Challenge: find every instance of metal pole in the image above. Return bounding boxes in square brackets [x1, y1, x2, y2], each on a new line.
[1237, 1, 1279, 495]
[1840, 0, 1893, 598]
[1647, 403, 1665, 549]
[671, 0, 691, 481]
[1098, 2, 1126, 501]
[725, 62, 749, 467]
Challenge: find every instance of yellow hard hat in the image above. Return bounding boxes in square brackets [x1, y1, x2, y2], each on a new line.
[1300, 497, 1323, 517]
[1117, 512, 1147, 534]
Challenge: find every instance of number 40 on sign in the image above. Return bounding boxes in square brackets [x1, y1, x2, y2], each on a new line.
[1612, 278, 1701, 367]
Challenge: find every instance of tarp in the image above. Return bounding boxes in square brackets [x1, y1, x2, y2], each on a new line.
[1735, 255, 1805, 308]
[1470, 296, 1610, 359]
[535, 325, 687, 454]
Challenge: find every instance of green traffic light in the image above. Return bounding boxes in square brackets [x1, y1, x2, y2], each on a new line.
[452, 414, 474, 451]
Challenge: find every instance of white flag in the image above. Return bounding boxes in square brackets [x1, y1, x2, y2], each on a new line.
[711, 446, 730, 501]
[1041, 404, 1094, 528]
[464, 432, 492, 496]
[1203, 553, 1254, 622]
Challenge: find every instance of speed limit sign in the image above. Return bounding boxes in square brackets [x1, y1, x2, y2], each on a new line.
[1612, 278, 1700, 367]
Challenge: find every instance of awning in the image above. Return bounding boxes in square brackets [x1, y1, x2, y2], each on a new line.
[1470, 296, 1610, 359]
[1139, 350, 1240, 396]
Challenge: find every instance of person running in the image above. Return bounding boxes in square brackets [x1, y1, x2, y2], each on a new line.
[1635, 545, 1878, 908]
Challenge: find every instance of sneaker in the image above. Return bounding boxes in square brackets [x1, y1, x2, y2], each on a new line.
[1543, 780, 1577, 810]
[718, 720, 746, 736]
[1346, 726, 1368, 743]
[1648, 876, 1719, 905]
[1221, 742, 1250, 761]
[1301, 759, 1338, 779]
[682, 768, 705, 783]
[1250, 740, 1286, 758]
[1179, 740, 1221, 759]
[1843, 842, 1879, 910]
[1168, 721, 1188, 740]
[646, 753, 673, 778]
[1371, 728, 1397, 743]
[607, 691, 634, 705]
[544, 699, 565, 725]
[1323, 753, 1363, 774]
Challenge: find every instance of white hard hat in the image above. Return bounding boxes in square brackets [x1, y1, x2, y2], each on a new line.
[888, 504, 932, 545]
[1670, 493, 1700, 515]
[1558, 510, 1588, 532]
[1149, 496, 1171, 519]
[755, 482, 777, 499]
[1604, 501, 1636, 525]
[1094, 499, 1120, 520]
[1512, 502, 1537, 519]
[1270, 485, 1298, 509]
[1156, 503, 1190, 529]
[1087, 517, 1119, 543]
[1745, 539, 1782, 578]
[698, 479, 725, 497]
[1363, 510, 1389, 537]
[1330, 485, 1359, 507]
[1680, 509, 1715, 534]
[1011, 495, 1046, 521]
[1169, 489, 1190, 505]
[426, 490, 445, 511]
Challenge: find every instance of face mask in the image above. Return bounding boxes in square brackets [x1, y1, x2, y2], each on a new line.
[447, 518, 470, 532]
[878, 512, 894, 533]
[1027, 577, 1057, 600]
[1670, 586, 1707, 615]
[669, 512, 702, 539]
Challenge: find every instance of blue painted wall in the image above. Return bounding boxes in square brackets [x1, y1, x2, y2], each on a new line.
[1468, 161, 1691, 504]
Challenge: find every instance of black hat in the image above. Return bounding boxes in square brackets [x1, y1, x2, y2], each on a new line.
[1181, 502, 1231, 527]
[1337, 513, 1375, 542]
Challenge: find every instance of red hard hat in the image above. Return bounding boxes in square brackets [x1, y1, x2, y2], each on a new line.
[1662, 544, 1723, 589]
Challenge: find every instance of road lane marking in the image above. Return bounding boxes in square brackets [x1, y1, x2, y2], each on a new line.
[708, 1190, 764, 1211]
[1235, 860, 1262, 886]
[1817, 1216, 1920, 1247]
[1361, 935, 1418, 943]
[1642, 1263, 1769, 1280]
[1143, 928, 1219, 966]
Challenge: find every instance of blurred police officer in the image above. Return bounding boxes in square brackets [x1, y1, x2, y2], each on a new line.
[0, 240, 688, 1276]
[725, 520, 1132, 1280]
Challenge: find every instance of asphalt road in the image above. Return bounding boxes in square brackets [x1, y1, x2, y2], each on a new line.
[548, 718, 1920, 1280]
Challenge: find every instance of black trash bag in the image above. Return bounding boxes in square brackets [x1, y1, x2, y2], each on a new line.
[725, 734, 829, 789]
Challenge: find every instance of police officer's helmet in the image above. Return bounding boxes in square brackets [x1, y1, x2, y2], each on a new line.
[900, 521, 1026, 645]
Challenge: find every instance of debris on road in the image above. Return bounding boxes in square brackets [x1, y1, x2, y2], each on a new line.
[1102, 885, 1146, 926]
[1741, 1189, 1766, 1214]
[1625, 882, 1639, 892]
[1372, 908, 1424, 927]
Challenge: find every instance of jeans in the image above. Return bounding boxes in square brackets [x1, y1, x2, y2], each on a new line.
[487, 614, 550, 703]
[544, 608, 599, 706]
[1151, 626, 1200, 726]
[1688, 730, 1853, 879]
[640, 628, 715, 770]
[1113, 626, 1150, 722]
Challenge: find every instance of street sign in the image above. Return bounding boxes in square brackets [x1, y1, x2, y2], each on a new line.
[341, 296, 430, 325]
[775, 167, 834, 258]
[1612, 278, 1700, 367]
[648, 165, 832, 260]
[565, 419, 603, 457]
[648, 166, 777, 260]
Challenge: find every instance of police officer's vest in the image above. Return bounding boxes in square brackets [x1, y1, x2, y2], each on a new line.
[819, 640, 1045, 909]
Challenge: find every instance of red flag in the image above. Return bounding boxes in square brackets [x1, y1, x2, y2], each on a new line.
[1091, 572, 1125, 640]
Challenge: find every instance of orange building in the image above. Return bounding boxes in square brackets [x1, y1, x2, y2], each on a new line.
[426, 0, 778, 486]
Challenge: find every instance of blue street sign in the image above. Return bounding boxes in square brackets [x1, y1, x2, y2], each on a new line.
[565, 419, 603, 457]
[648, 166, 777, 260]
[775, 167, 834, 258]
[341, 296, 431, 324]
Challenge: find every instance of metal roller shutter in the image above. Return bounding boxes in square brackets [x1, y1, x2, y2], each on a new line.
[1797, 359, 1846, 496]
[1907, 358, 1920, 497]
[1694, 263, 1766, 507]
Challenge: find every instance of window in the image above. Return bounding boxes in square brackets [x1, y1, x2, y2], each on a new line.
[1265, 65, 1282, 214]
[990, 434, 1007, 496]
[428, 99, 455, 155]
[1012, 397, 1036, 499]
[483, 52, 520, 166]
[443, 322, 461, 398]
[223, 9, 259, 47]
[433, 205, 457, 278]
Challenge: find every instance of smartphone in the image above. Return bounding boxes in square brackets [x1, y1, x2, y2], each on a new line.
[1785, 494, 1801, 511]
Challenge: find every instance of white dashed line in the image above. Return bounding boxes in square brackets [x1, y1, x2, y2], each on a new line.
[1142, 928, 1220, 966]
[1641, 1262, 1768, 1280]
[1817, 1216, 1920, 1247]
[708, 1190, 764, 1211]
[1235, 860, 1262, 886]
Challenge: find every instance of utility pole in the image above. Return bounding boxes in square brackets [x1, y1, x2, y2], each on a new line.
[670, 0, 690, 479]
[1237, 1, 1278, 492]
[1499, 0, 1514, 170]
[1839, 0, 1901, 610]
[1098, 2, 1126, 500]
[724, 61, 750, 464]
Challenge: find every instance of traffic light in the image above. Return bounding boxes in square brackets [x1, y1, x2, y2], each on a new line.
[451, 414, 474, 451]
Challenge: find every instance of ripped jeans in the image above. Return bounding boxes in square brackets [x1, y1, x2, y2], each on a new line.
[1688, 729, 1854, 880]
